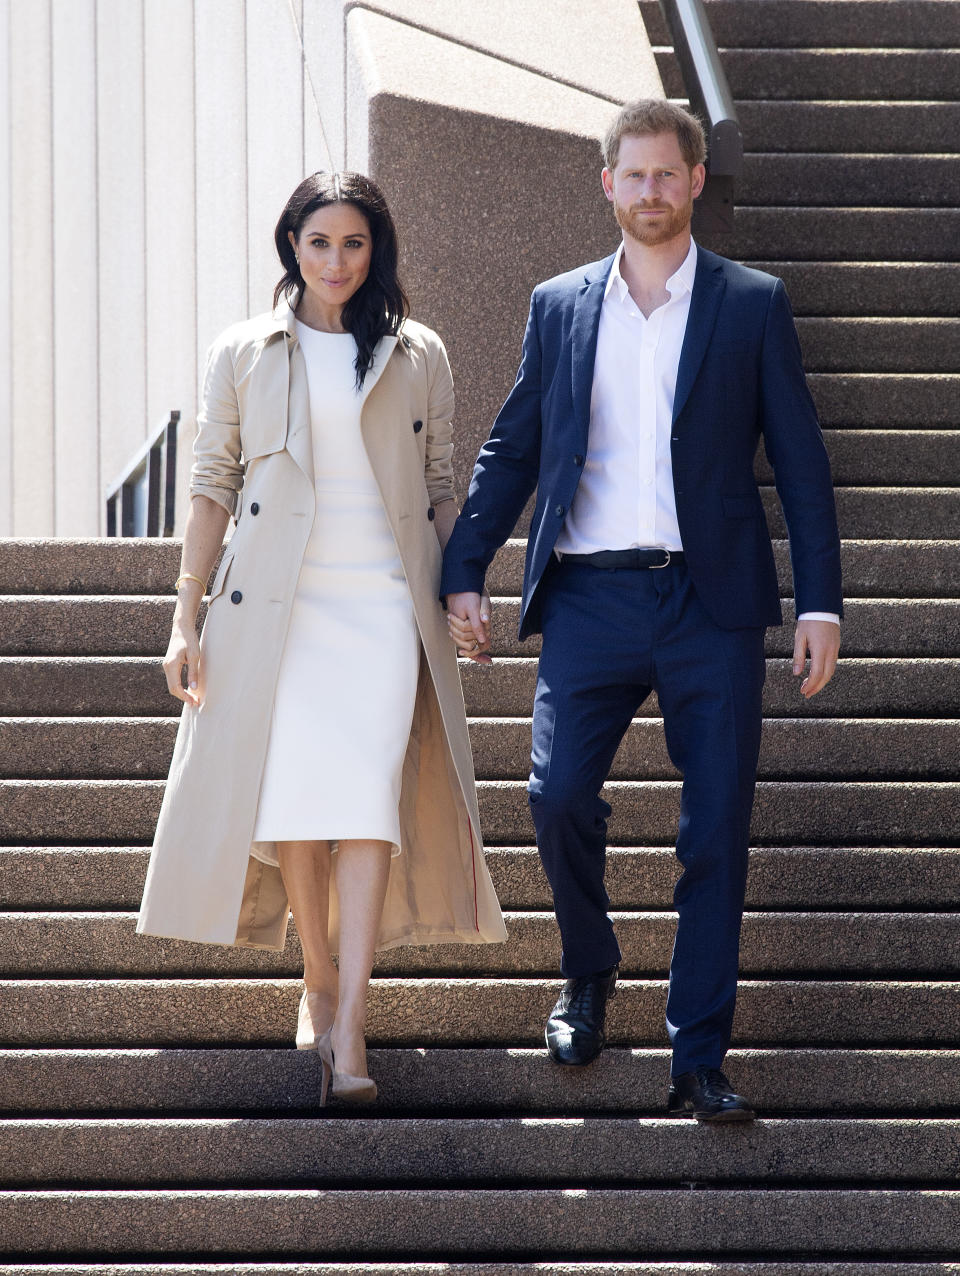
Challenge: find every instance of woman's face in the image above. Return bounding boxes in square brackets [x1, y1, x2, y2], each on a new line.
[290, 202, 373, 310]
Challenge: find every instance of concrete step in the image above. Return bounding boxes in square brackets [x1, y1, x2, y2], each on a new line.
[3, 1116, 959, 1187]
[3, 910, 957, 978]
[2, 1046, 956, 1115]
[753, 261, 960, 316]
[482, 597, 960, 658]
[764, 434, 960, 486]
[2, 595, 955, 658]
[2, 778, 957, 847]
[807, 374, 959, 426]
[736, 101, 960, 154]
[0, 978, 957, 1046]
[722, 209, 960, 261]
[640, 0, 960, 48]
[795, 319, 960, 372]
[3, 656, 954, 721]
[657, 49, 960, 101]
[739, 155, 960, 209]
[3, 1266, 958, 1276]
[2, 1187, 959, 1258]
[487, 541, 960, 598]
[3, 716, 956, 782]
[2, 845, 957, 913]
[463, 657, 960, 721]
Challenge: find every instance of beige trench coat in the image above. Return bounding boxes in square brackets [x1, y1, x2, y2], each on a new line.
[137, 299, 506, 952]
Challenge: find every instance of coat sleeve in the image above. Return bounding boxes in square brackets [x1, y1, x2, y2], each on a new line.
[760, 279, 843, 617]
[189, 332, 244, 517]
[439, 290, 544, 598]
[424, 333, 456, 506]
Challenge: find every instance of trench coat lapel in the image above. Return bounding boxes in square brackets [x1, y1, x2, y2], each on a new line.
[284, 340, 314, 483]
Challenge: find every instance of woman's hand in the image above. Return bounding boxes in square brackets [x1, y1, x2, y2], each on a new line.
[163, 614, 203, 706]
[446, 591, 493, 664]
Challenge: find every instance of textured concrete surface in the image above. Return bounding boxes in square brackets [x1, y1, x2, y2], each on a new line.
[752, 263, 960, 318]
[658, 48, 960, 101]
[0, 978, 957, 1048]
[6, 715, 958, 782]
[2, 777, 957, 846]
[484, 597, 960, 657]
[724, 208, 960, 264]
[736, 100, 960, 153]
[461, 657, 960, 720]
[807, 374, 960, 428]
[3, 1116, 959, 1186]
[0, 657, 176, 716]
[739, 155, 960, 209]
[3, 844, 958, 912]
[0, 539, 185, 596]
[763, 436, 960, 487]
[5, 1266, 960, 1276]
[2, 1046, 958, 1116]
[4, 909, 958, 978]
[1, 1187, 959, 1256]
[0, 598, 177, 655]
[640, 0, 960, 47]
[795, 320, 960, 373]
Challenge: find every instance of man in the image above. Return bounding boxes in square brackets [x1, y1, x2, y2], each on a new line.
[442, 100, 842, 1122]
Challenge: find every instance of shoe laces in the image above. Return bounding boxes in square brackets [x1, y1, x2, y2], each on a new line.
[565, 971, 614, 1018]
[696, 1066, 731, 1090]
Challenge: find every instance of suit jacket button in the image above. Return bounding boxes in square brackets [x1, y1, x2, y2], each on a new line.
[427, 506, 435, 521]
[555, 504, 565, 516]
[573, 454, 584, 466]
[250, 502, 260, 515]
[230, 590, 243, 604]
[413, 419, 423, 433]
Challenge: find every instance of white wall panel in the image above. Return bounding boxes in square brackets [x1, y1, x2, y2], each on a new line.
[194, 0, 247, 375]
[144, 0, 196, 470]
[245, 0, 305, 315]
[302, 0, 339, 170]
[9, 0, 54, 533]
[96, 0, 147, 498]
[0, 0, 13, 534]
[51, 0, 99, 533]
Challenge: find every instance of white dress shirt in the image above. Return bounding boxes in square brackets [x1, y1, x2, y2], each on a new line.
[555, 239, 839, 626]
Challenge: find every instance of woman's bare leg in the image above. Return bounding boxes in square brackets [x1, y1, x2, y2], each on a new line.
[331, 838, 392, 1077]
[277, 839, 338, 1034]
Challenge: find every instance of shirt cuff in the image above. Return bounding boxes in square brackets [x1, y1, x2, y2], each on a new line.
[797, 612, 841, 625]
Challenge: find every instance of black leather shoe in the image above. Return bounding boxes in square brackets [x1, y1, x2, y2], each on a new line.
[545, 966, 618, 1065]
[668, 1066, 756, 1122]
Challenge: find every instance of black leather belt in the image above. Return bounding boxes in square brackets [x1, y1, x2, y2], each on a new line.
[557, 548, 684, 570]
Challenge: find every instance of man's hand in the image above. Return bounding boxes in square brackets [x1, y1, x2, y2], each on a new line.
[446, 591, 493, 664]
[793, 618, 841, 698]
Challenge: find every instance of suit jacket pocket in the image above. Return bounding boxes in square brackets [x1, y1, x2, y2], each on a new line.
[722, 493, 764, 518]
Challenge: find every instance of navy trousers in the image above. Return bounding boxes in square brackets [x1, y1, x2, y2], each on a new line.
[527, 558, 766, 1075]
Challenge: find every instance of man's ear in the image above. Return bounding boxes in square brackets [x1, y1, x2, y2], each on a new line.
[691, 163, 707, 200]
[601, 167, 615, 204]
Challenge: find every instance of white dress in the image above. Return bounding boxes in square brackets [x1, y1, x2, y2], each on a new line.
[251, 323, 419, 858]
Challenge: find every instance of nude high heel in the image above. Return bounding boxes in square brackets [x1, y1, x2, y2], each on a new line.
[320, 1028, 378, 1104]
[296, 989, 334, 1050]
[315, 1028, 334, 1107]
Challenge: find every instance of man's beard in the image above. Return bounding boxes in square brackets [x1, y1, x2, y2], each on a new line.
[614, 194, 693, 246]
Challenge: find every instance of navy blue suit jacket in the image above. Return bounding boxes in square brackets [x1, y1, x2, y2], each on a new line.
[441, 246, 843, 637]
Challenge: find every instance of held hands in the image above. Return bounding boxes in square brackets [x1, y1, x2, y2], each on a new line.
[793, 618, 841, 698]
[446, 591, 493, 664]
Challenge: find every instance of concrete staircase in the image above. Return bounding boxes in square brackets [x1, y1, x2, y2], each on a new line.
[1, 0, 959, 1268]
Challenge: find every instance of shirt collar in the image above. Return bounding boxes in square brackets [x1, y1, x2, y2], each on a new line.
[604, 237, 698, 305]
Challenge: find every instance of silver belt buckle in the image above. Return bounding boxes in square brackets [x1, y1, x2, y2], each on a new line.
[650, 546, 671, 569]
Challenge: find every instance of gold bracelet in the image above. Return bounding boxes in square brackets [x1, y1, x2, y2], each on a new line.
[174, 573, 206, 592]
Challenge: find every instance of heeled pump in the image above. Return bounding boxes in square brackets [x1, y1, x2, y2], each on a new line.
[296, 989, 335, 1051]
[315, 1028, 378, 1105]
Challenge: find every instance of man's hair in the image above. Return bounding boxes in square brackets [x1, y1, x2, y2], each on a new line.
[602, 99, 707, 171]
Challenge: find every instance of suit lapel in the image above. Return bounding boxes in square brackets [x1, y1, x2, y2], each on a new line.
[570, 257, 614, 444]
[673, 251, 726, 424]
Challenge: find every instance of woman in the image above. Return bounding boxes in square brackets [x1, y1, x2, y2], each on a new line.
[137, 172, 506, 1104]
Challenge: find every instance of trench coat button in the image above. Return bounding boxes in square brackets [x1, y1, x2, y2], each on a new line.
[230, 590, 243, 604]
[250, 502, 260, 515]
[573, 454, 584, 466]
[413, 419, 423, 433]
[427, 506, 436, 521]
[555, 504, 565, 517]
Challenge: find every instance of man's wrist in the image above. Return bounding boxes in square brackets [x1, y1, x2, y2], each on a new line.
[797, 612, 841, 625]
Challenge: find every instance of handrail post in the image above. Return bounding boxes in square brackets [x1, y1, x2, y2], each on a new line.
[105, 410, 181, 538]
[656, 0, 743, 233]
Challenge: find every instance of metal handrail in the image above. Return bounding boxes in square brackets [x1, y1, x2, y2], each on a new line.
[656, 0, 742, 232]
[105, 411, 180, 537]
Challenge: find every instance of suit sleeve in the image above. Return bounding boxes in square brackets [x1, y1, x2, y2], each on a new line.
[439, 291, 544, 597]
[189, 333, 244, 518]
[759, 280, 843, 618]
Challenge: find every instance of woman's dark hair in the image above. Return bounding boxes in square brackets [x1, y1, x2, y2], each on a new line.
[274, 171, 409, 387]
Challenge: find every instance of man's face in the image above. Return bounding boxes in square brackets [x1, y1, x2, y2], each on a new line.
[601, 131, 705, 247]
